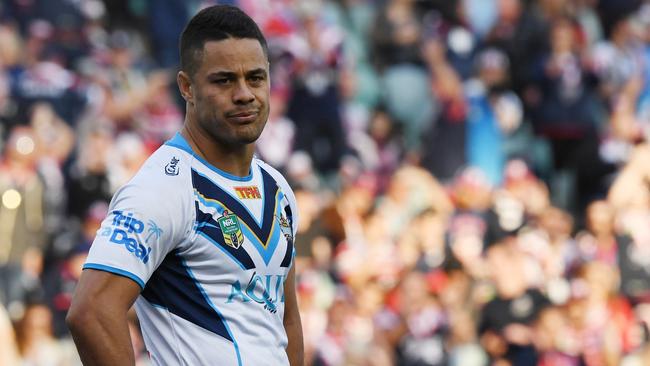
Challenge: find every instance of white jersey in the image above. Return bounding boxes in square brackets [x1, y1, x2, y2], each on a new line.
[84, 133, 298, 366]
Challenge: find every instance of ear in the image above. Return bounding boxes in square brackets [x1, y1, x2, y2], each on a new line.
[177, 71, 193, 104]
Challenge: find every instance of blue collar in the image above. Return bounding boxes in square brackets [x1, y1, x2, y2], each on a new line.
[164, 132, 254, 182]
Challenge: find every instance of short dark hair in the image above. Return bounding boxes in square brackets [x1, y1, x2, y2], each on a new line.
[179, 5, 268, 77]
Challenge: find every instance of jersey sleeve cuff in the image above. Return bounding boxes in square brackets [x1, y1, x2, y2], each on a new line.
[83, 263, 146, 290]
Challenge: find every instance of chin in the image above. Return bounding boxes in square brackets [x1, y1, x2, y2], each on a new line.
[218, 131, 261, 146]
[235, 124, 265, 144]
[233, 137, 258, 145]
[237, 132, 263, 145]
[205, 126, 261, 147]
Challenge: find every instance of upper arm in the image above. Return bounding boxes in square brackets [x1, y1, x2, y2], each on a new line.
[283, 264, 303, 366]
[283, 264, 303, 365]
[283, 265, 299, 320]
[71, 269, 142, 315]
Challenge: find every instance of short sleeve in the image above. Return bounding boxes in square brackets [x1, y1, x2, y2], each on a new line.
[282, 186, 299, 261]
[83, 181, 192, 290]
[281, 183, 299, 240]
[257, 160, 299, 238]
[255, 159, 299, 264]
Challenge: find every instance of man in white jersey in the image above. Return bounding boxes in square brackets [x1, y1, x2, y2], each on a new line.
[66, 5, 304, 365]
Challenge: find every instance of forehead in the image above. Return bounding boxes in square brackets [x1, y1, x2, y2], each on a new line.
[197, 38, 267, 74]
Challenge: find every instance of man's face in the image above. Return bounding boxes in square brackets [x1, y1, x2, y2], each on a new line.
[184, 38, 270, 147]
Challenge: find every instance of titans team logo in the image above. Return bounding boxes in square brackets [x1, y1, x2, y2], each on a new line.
[275, 214, 293, 244]
[218, 210, 244, 249]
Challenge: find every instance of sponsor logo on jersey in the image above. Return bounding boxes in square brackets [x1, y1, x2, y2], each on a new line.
[145, 220, 163, 243]
[99, 210, 155, 263]
[275, 214, 293, 244]
[218, 210, 244, 249]
[226, 272, 285, 313]
[233, 186, 261, 199]
[165, 156, 180, 176]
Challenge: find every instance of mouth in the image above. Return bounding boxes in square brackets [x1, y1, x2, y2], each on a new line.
[227, 110, 259, 124]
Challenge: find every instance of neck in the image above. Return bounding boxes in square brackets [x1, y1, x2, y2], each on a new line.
[181, 124, 254, 178]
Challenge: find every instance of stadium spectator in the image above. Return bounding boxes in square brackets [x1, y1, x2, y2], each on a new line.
[0, 302, 19, 365]
[0, 1, 648, 365]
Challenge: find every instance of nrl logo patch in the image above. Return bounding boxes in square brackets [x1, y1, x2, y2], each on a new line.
[218, 210, 244, 249]
[275, 214, 293, 244]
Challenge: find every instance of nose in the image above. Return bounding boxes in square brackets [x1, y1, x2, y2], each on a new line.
[233, 79, 255, 105]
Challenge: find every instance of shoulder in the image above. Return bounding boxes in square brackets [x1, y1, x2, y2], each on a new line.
[111, 144, 194, 215]
[129, 144, 191, 190]
[255, 158, 299, 232]
[102, 145, 196, 250]
[255, 158, 295, 201]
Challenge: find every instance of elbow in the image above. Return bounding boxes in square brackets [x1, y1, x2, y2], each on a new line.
[65, 304, 83, 335]
[66, 297, 96, 335]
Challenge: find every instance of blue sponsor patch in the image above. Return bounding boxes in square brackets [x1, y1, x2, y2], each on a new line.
[102, 210, 154, 263]
[112, 210, 145, 233]
[110, 229, 152, 263]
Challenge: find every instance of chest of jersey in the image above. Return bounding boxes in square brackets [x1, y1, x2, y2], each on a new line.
[185, 164, 294, 311]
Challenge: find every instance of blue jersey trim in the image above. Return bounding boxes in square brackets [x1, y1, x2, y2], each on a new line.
[239, 223, 279, 265]
[83, 263, 145, 290]
[165, 133, 253, 182]
[193, 169, 262, 227]
[194, 202, 256, 270]
[192, 168, 278, 244]
[196, 232, 251, 271]
[182, 258, 243, 366]
[237, 192, 283, 265]
[195, 197, 278, 265]
[257, 164, 265, 227]
[140, 250, 234, 342]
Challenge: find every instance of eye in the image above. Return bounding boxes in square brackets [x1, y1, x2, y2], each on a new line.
[213, 78, 230, 85]
[248, 75, 266, 84]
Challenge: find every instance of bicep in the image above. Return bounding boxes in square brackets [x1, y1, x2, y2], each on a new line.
[71, 269, 142, 313]
[67, 270, 141, 365]
[283, 265, 299, 318]
[283, 265, 304, 365]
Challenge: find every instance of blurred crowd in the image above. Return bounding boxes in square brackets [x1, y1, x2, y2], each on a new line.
[0, 0, 649, 365]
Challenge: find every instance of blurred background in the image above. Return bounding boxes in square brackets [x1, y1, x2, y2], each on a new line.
[0, 0, 649, 365]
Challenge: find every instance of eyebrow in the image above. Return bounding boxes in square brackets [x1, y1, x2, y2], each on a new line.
[207, 68, 267, 78]
[246, 68, 267, 76]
